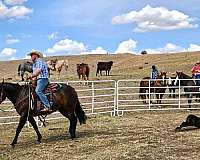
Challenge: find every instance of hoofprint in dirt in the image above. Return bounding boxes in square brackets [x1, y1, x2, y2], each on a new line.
[1, 110, 200, 160]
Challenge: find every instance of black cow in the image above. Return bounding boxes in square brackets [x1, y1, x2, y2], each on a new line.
[96, 61, 113, 76]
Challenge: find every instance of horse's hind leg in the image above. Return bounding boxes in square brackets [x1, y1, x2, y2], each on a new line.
[28, 116, 42, 143]
[59, 110, 77, 139]
[187, 93, 192, 108]
[10, 116, 27, 147]
[69, 114, 77, 139]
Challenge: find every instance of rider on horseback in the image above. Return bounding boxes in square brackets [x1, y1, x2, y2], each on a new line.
[28, 50, 52, 112]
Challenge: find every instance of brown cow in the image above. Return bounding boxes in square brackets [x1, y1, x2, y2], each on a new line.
[47, 59, 68, 79]
[77, 63, 90, 80]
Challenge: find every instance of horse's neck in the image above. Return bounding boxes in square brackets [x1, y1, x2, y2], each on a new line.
[5, 84, 28, 105]
[4, 83, 22, 104]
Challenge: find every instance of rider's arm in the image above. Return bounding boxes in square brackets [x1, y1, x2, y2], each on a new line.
[31, 68, 41, 78]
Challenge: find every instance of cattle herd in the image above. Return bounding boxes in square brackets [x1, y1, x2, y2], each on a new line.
[18, 59, 114, 80]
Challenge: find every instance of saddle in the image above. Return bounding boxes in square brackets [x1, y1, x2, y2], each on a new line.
[31, 82, 62, 112]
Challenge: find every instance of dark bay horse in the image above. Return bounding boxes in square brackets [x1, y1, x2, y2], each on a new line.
[0, 81, 87, 147]
[176, 71, 200, 108]
[139, 72, 167, 105]
[17, 61, 33, 81]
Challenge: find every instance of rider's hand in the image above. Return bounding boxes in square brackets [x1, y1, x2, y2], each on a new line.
[28, 75, 33, 80]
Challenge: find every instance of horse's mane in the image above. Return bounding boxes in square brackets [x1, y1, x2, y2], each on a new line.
[4, 82, 29, 96]
[178, 72, 192, 79]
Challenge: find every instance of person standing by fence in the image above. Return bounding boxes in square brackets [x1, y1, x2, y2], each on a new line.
[150, 65, 159, 85]
[191, 61, 200, 88]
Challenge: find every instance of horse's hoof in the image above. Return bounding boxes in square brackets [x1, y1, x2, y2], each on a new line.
[10, 143, 15, 149]
[35, 140, 41, 144]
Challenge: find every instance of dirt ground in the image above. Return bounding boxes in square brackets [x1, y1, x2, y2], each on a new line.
[1, 110, 200, 160]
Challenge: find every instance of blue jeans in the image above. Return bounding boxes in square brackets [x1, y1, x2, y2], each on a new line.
[35, 78, 50, 108]
[195, 74, 200, 86]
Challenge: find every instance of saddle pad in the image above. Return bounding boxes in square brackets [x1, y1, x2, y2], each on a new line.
[44, 83, 62, 94]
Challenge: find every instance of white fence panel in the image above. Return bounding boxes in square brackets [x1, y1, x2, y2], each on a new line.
[1, 79, 200, 125]
[0, 80, 116, 125]
[116, 79, 200, 115]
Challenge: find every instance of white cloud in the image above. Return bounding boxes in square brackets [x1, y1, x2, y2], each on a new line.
[80, 46, 108, 55]
[115, 39, 138, 54]
[0, 1, 33, 19]
[112, 5, 198, 32]
[4, 0, 27, 6]
[46, 38, 87, 55]
[6, 37, 20, 44]
[146, 43, 185, 54]
[48, 32, 58, 40]
[0, 48, 17, 58]
[187, 44, 200, 52]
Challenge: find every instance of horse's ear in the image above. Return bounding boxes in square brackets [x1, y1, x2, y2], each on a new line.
[2, 79, 4, 83]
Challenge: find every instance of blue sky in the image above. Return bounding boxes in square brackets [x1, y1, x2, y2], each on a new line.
[0, 0, 200, 61]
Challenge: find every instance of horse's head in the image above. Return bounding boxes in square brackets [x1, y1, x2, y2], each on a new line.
[160, 71, 167, 78]
[176, 71, 183, 79]
[156, 71, 167, 86]
[0, 81, 7, 104]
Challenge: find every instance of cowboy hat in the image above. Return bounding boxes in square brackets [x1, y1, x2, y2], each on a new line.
[196, 61, 200, 64]
[27, 50, 43, 58]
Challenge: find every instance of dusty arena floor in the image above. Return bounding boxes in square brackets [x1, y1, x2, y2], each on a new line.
[1, 110, 200, 160]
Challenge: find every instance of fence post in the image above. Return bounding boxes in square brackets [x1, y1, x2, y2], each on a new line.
[91, 81, 95, 114]
[148, 79, 151, 109]
[113, 80, 117, 116]
[178, 79, 181, 108]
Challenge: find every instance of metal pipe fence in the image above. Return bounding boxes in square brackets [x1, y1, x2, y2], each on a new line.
[1, 79, 200, 126]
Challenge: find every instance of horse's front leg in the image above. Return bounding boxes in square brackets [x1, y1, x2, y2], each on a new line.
[28, 116, 42, 144]
[169, 88, 172, 98]
[156, 94, 160, 104]
[159, 93, 165, 104]
[10, 116, 27, 147]
[58, 71, 61, 80]
[187, 93, 192, 108]
[173, 89, 176, 98]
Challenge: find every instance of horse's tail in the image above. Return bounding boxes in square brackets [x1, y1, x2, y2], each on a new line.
[96, 67, 99, 76]
[75, 100, 87, 125]
[17, 64, 21, 76]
